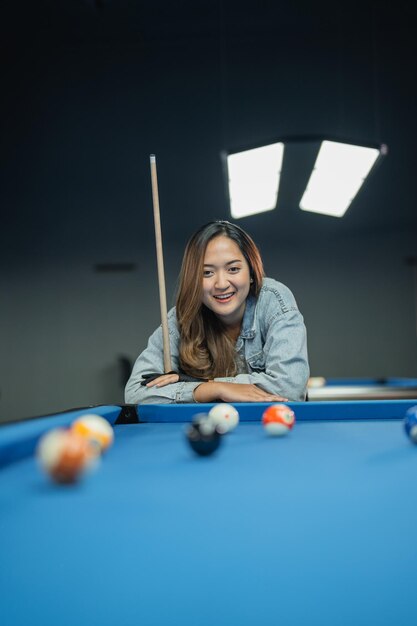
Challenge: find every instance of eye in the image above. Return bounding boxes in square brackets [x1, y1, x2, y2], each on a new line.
[203, 270, 213, 278]
[228, 266, 240, 273]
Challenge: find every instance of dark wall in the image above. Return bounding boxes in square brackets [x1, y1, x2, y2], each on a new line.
[1, 1, 416, 421]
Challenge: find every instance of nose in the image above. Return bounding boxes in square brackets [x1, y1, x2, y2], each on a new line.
[215, 271, 230, 290]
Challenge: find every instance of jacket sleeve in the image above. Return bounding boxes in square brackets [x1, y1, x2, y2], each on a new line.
[124, 312, 202, 405]
[214, 308, 309, 402]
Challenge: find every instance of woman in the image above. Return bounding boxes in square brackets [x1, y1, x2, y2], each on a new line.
[125, 221, 309, 404]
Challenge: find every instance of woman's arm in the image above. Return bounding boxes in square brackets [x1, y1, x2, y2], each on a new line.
[125, 324, 291, 405]
[213, 308, 309, 401]
[193, 381, 288, 403]
[124, 313, 202, 404]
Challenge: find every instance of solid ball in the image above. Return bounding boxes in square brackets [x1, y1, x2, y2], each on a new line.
[36, 429, 98, 484]
[208, 403, 239, 434]
[404, 405, 417, 443]
[186, 415, 222, 456]
[262, 404, 296, 437]
[71, 414, 114, 454]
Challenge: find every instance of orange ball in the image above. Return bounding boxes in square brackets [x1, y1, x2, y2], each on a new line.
[71, 414, 114, 454]
[262, 404, 296, 437]
[36, 429, 99, 484]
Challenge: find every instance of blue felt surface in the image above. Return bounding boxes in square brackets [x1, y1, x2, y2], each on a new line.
[1, 420, 417, 626]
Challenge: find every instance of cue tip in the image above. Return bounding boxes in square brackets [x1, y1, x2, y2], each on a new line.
[150, 154, 156, 162]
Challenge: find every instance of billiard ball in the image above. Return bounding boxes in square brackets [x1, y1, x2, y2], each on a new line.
[36, 428, 99, 484]
[186, 415, 222, 456]
[262, 404, 295, 437]
[404, 405, 417, 443]
[71, 414, 114, 454]
[207, 403, 239, 434]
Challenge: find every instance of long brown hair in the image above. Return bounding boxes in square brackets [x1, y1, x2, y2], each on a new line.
[176, 221, 265, 379]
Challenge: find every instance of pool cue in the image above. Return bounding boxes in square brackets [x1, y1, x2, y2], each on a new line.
[149, 154, 172, 373]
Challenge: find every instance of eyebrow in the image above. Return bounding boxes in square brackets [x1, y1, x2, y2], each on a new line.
[203, 259, 243, 267]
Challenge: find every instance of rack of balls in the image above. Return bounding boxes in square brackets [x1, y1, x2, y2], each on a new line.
[36, 414, 114, 484]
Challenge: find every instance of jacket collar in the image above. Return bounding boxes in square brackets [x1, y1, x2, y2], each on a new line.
[239, 294, 257, 339]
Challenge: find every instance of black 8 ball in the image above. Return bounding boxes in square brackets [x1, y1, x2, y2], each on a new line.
[186, 415, 222, 457]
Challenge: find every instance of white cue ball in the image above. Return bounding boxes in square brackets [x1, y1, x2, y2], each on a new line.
[208, 403, 239, 434]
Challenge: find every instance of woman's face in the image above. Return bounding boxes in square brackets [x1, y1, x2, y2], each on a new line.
[201, 235, 251, 327]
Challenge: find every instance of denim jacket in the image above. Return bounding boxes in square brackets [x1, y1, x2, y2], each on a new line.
[125, 277, 309, 404]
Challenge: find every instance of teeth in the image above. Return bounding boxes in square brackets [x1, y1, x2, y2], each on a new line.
[214, 293, 234, 300]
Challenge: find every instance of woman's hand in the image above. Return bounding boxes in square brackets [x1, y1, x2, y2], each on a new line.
[145, 373, 180, 388]
[194, 382, 288, 403]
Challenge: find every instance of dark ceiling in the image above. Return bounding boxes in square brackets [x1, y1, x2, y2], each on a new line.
[1, 0, 417, 250]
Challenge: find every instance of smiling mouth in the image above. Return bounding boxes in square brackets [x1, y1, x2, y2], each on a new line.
[213, 292, 235, 303]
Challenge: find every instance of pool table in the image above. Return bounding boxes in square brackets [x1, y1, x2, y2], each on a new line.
[308, 377, 417, 400]
[1, 399, 417, 626]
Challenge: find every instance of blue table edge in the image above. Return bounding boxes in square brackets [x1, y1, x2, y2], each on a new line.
[1, 399, 417, 468]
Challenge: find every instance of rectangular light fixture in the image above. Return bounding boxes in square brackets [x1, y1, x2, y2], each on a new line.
[299, 140, 383, 218]
[224, 142, 284, 219]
